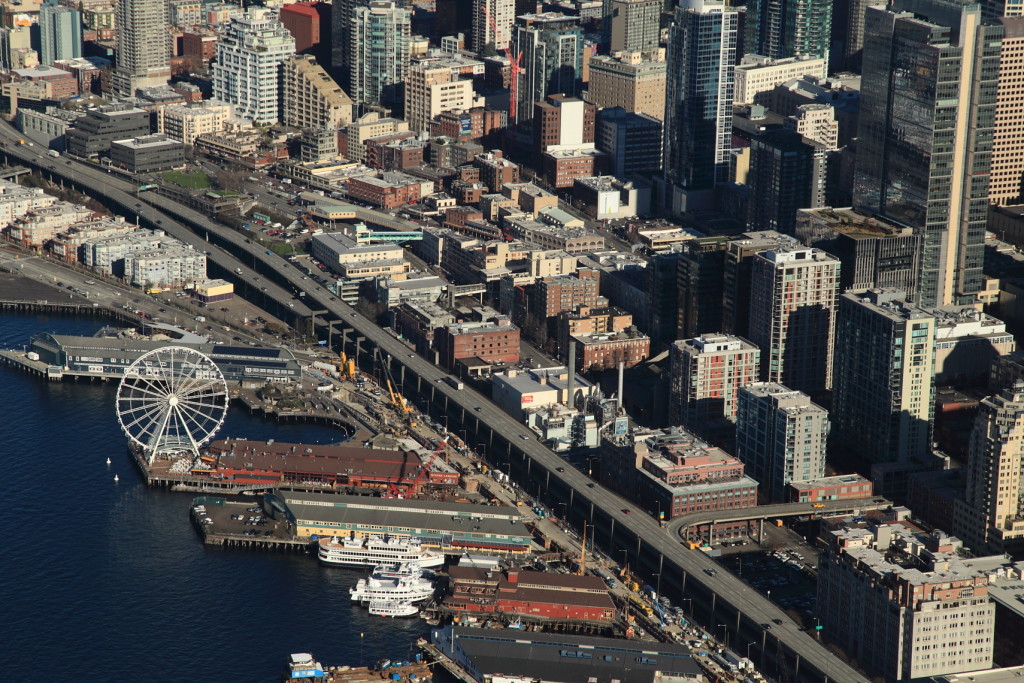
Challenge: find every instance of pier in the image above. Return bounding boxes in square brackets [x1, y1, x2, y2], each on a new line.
[415, 638, 475, 683]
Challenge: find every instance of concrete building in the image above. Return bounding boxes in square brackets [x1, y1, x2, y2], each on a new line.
[594, 107, 662, 177]
[586, 50, 666, 121]
[281, 55, 354, 131]
[722, 231, 800, 337]
[349, 1, 411, 108]
[664, 0, 738, 215]
[511, 13, 583, 123]
[669, 334, 760, 438]
[110, 134, 185, 174]
[492, 366, 595, 420]
[955, 384, 1024, 556]
[161, 101, 234, 145]
[311, 231, 409, 280]
[818, 521, 999, 680]
[832, 290, 935, 466]
[854, 0, 1001, 308]
[392, 301, 455, 356]
[5, 203, 92, 249]
[405, 56, 482, 134]
[607, 0, 660, 53]
[436, 317, 520, 370]
[784, 103, 839, 151]
[991, 17, 1024, 206]
[734, 54, 828, 105]
[747, 247, 840, 394]
[213, 8, 296, 125]
[746, 130, 826, 234]
[573, 175, 650, 220]
[39, 0, 82, 66]
[111, 0, 170, 96]
[932, 307, 1015, 385]
[65, 105, 151, 158]
[343, 113, 410, 164]
[736, 382, 828, 502]
[745, 0, 831, 63]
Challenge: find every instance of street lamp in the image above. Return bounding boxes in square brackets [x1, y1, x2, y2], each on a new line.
[680, 597, 693, 618]
[653, 572, 662, 600]
[717, 624, 729, 649]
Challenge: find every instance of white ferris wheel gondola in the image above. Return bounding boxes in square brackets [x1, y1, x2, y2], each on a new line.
[115, 346, 228, 464]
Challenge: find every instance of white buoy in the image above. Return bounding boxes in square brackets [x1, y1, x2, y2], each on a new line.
[114, 474, 119, 482]
[106, 457, 112, 465]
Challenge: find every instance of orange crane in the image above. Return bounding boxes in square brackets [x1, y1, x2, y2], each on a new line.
[482, 5, 524, 124]
[385, 438, 448, 498]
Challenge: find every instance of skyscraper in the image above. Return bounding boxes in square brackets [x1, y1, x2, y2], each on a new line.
[832, 290, 935, 466]
[663, 0, 738, 215]
[745, 130, 827, 234]
[39, 0, 82, 66]
[332, 0, 363, 91]
[111, 0, 170, 97]
[472, 0, 515, 53]
[990, 17, 1024, 205]
[349, 1, 412, 108]
[735, 382, 829, 502]
[745, 0, 832, 63]
[511, 13, 583, 123]
[955, 383, 1024, 556]
[213, 8, 296, 125]
[748, 246, 839, 394]
[853, 0, 1002, 308]
[676, 236, 727, 338]
[607, 0, 661, 52]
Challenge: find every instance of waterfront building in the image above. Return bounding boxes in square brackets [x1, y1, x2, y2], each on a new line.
[442, 567, 615, 622]
[735, 382, 828, 502]
[832, 290, 935, 466]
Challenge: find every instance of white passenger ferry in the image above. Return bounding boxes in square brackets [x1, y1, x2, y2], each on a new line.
[317, 535, 444, 569]
[350, 563, 435, 604]
[367, 599, 419, 618]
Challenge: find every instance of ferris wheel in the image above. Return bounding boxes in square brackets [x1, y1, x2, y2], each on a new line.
[116, 346, 228, 462]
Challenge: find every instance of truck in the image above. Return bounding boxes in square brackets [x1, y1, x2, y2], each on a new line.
[47, 150, 60, 157]
[445, 376, 464, 390]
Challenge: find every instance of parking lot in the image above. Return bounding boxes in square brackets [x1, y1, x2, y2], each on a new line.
[719, 550, 818, 626]
[191, 499, 290, 540]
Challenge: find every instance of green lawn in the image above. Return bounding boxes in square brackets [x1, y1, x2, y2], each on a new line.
[162, 171, 212, 189]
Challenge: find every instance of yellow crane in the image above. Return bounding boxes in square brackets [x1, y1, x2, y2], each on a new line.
[337, 351, 356, 381]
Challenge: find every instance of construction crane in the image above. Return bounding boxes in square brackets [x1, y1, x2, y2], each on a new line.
[385, 438, 448, 498]
[337, 351, 356, 381]
[378, 350, 416, 425]
[482, 5, 524, 124]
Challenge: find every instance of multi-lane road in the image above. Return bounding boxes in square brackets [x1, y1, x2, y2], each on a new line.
[0, 126, 865, 683]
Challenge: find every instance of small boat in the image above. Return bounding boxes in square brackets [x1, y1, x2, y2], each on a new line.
[113, 474, 119, 482]
[367, 599, 418, 618]
[106, 457, 111, 465]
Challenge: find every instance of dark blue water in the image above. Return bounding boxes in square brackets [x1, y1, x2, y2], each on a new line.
[0, 313, 429, 682]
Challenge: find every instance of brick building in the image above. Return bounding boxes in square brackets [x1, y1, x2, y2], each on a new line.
[443, 566, 616, 623]
[474, 151, 520, 191]
[346, 172, 430, 209]
[787, 474, 872, 503]
[436, 316, 520, 370]
[573, 327, 651, 372]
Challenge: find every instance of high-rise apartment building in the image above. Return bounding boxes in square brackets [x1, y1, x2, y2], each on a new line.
[669, 335, 760, 438]
[854, 0, 1001, 308]
[841, 0, 872, 70]
[677, 236, 728, 338]
[722, 231, 799, 337]
[586, 50, 666, 120]
[832, 290, 936, 466]
[39, 0, 82, 66]
[955, 383, 1024, 556]
[991, 17, 1024, 205]
[281, 55, 354, 131]
[783, 103, 839, 151]
[663, 0, 738, 215]
[511, 13, 582, 123]
[735, 382, 828, 501]
[745, 0, 832, 63]
[594, 107, 662, 176]
[607, 0, 661, 52]
[111, 0, 170, 97]
[746, 130, 827, 234]
[349, 1, 412, 108]
[473, 0, 515, 53]
[818, 523, 998, 680]
[748, 246, 839, 394]
[332, 0, 362, 90]
[162, 101, 234, 145]
[405, 56, 482, 133]
[212, 9, 296, 125]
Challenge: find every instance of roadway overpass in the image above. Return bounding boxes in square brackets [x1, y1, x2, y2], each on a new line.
[0, 126, 866, 683]
[668, 498, 889, 540]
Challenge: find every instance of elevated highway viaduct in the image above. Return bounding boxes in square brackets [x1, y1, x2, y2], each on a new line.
[0, 127, 865, 683]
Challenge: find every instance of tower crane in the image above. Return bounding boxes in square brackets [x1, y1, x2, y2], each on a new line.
[482, 5, 524, 124]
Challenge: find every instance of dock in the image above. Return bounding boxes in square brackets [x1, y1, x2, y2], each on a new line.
[190, 496, 309, 553]
[415, 638, 475, 683]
